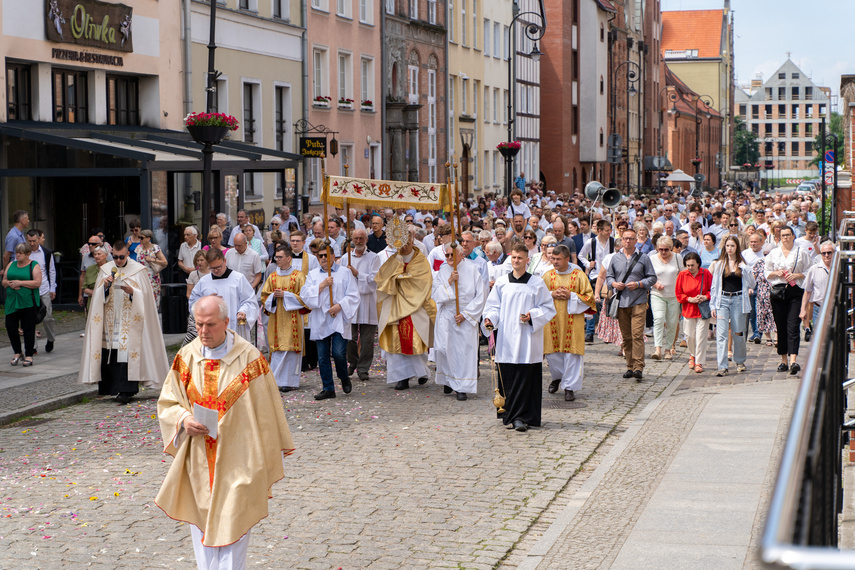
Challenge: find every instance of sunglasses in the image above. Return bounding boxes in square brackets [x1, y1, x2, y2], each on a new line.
[821, 251, 833, 256]
[657, 248, 670, 252]
[444, 253, 454, 259]
[729, 224, 738, 227]
[115, 255, 127, 260]
[271, 222, 280, 226]
[524, 235, 535, 239]
[317, 254, 328, 259]
[131, 227, 140, 230]
[88, 242, 99, 247]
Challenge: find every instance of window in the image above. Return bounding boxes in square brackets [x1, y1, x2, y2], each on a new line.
[360, 58, 374, 106]
[805, 141, 813, 154]
[503, 89, 508, 123]
[448, 76, 455, 156]
[338, 52, 353, 102]
[473, 80, 479, 118]
[243, 83, 258, 143]
[428, 70, 437, 182]
[359, 0, 372, 23]
[765, 88, 772, 101]
[778, 122, 785, 136]
[312, 0, 329, 10]
[493, 151, 498, 187]
[764, 123, 771, 135]
[791, 123, 799, 136]
[764, 141, 772, 154]
[752, 123, 759, 135]
[408, 65, 418, 104]
[340, 144, 353, 176]
[791, 86, 799, 100]
[600, 75, 604, 94]
[312, 48, 328, 100]
[52, 68, 88, 123]
[751, 105, 759, 120]
[805, 105, 814, 118]
[461, 1, 466, 46]
[428, 0, 436, 24]
[472, 0, 477, 49]
[409, 0, 417, 19]
[448, 0, 454, 42]
[273, 0, 286, 19]
[385, 0, 394, 14]
[210, 78, 227, 114]
[503, 26, 509, 59]
[493, 22, 500, 57]
[778, 104, 785, 117]
[106, 75, 139, 126]
[805, 123, 813, 136]
[484, 19, 490, 56]
[493, 88, 498, 122]
[599, 129, 604, 147]
[484, 86, 489, 123]
[805, 87, 813, 100]
[239, 0, 249, 9]
[792, 104, 800, 119]
[792, 72, 800, 79]
[6, 63, 31, 121]
[461, 78, 468, 114]
[484, 150, 490, 187]
[778, 72, 785, 79]
[778, 87, 786, 101]
[739, 104, 746, 118]
[764, 104, 772, 119]
[274, 85, 289, 152]
[336, 0, 351, 18]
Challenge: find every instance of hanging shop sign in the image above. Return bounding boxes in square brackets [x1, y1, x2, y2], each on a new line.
[299, 137, 327, 158]
[46, 0, 134, 53]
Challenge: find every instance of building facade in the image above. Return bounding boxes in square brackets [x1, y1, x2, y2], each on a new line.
[734, 58, 830, 180]
[511, 0, 541, 191]
[661, 4, 733, 183]
[306, 0, 383, 203]
[382, 0, 447, 185]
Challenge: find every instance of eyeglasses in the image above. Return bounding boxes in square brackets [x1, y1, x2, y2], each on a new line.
[729, 224, 738, 227]
[115, 255, 127, 260]
[209, 263, 225, 271]
[274, 256, 286, 261]
[524, 235, 535, 240]
[445, 253, 454, 259]
[271, 222, 280, 226]
[657, 248, 671, 252]
[644, 218, 652, 222]
[821, 251, 834, 256]
[317, 253, 328, 259]
[88, 242, 99, 247]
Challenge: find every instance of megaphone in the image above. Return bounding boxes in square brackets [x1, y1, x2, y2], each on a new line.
[584, 181, 605, 202]
[603, 188, 623, 208]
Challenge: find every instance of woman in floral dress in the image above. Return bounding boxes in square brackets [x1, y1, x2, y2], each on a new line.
[136, 229, 168, 310]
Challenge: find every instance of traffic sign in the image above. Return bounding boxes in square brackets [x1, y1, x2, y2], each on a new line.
[608, 133, 622, 148]
[825, 150, 835, 163]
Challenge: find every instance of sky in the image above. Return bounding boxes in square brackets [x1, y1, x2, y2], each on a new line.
[660, 0, 855, 107]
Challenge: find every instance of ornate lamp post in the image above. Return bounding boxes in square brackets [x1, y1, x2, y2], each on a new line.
[692, 94, 713, 193]
[610, 60, 640, 193]
[504, 0, 546, 197]
[656, 88, 678, 194]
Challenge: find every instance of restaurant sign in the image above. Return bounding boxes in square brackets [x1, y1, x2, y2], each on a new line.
[299, 136, 327, 158]
[46, 0, 134, 53]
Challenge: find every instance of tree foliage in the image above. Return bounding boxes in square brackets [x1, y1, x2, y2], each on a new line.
[809, 112, 845, 167]
[731, 116, 760, 166]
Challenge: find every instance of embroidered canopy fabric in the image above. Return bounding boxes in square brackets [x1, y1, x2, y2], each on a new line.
[322, 176, 450, 210]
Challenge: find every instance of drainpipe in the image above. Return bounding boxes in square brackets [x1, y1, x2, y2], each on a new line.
[300, 1, 309, 216]
[183, 0, 193, 117]
[380, 7, 387, 180]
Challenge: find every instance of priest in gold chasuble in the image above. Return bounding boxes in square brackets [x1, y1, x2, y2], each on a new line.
[79, 241, 168, 404]
[543, 245, 596, 401]
[260, 243, 307, 392]
[157, 296, 295, 567]
[376, 224, 436, 390]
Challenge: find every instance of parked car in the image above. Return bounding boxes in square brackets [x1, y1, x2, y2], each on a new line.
[795, 183, 816, 195]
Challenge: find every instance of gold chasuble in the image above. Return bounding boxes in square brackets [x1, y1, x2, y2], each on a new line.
[376, 249, 436, 355]
[260, 270, 307, 352]
[156, 334, 295, 547]
[543, 268, 596, 356]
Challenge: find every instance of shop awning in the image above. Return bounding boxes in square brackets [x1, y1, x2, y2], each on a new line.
[0, 122, 302, 174]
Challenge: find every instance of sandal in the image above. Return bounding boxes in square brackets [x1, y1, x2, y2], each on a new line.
[688, 356, 696, 369]
[766, 340, 774, 347]
[652, 348, 662, 360]
[694, 364, 704, 373]
[10, 355, 21, 366]
[664, 350, 674, 360]
[22, 358, 33, 367]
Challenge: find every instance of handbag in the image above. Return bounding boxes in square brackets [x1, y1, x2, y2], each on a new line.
[770, 247, 799, 302]
[697, 271, 711, 320]
[608, 252, 642, 319]
[27, 261, 47, 324]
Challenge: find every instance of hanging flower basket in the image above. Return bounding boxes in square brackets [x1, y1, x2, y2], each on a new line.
[690, 157, 702, 166]
[497, 140, 521, 158]
[184, 112, 239, 145]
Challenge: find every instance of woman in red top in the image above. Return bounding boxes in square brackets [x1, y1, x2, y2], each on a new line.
[675, 252, 712, 373]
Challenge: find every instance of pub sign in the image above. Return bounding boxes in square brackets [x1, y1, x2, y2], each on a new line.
[46, 0, 134, 53]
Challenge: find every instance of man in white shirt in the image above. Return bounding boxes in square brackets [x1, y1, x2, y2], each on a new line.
[27, 230, 57, 352]
[347, 208, 366, 231]
[177, 226, 202, 275]
[277, 205, 300, 231]
[328, 217, 346, 251]
[225, 233, 264, 289]
[800, 239, 834, 341]
[227, 209, 261, 247]
[301, 245, 360, 400]
[344, 229, 381, 381]
[794, 221, 820, 262]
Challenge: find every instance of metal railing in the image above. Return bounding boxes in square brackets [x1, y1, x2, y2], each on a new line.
[761, 216, 855, 568]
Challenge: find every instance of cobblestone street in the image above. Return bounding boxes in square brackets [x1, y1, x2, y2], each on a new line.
[0, 336, 682, 569]
[0, 334, 803, 568]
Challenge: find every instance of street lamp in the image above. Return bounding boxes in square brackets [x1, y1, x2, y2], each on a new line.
[610, 60, 640, 193]
[504, 0, 547, 197]
[692, 94, 713, 194]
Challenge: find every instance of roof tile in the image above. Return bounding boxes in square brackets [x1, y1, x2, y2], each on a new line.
[661, 10, 724, 59]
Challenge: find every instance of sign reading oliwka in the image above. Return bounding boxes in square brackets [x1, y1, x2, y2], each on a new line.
[46, 0, 134, 53]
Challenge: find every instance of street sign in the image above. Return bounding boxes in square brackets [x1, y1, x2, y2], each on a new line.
[825, 150, 835, 163]
[608, 133, 622, 147]
[825, 171, 834, 185]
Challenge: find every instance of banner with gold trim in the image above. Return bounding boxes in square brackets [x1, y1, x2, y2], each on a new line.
[322, 176, 450, 210]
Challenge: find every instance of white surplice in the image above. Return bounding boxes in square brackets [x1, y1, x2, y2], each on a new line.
[189, 269, 259, 342]
[339, 250, 381, 325]
[480, 272, 556, 364]
[546, 292, 592, 391]
[300, 265, 359, 340]
[432, 258, 487, 393]
[263, 267, 306, 388]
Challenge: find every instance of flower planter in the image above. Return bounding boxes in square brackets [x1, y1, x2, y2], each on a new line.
[499, 146, 520, 159]
[313, 101, 330, 108]
[338, 102, 354, 110]
[361, 105, 374, 112]
[187, 125, 230, 145]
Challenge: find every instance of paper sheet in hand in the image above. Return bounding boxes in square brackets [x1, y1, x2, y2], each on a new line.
[193, 403, 219, 440]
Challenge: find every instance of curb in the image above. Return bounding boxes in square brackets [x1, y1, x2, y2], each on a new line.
[0, 388, 98, 427]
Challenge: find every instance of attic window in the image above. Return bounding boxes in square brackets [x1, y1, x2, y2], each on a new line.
[778, 72, 785, 79]
[792, 73, 800, 79]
